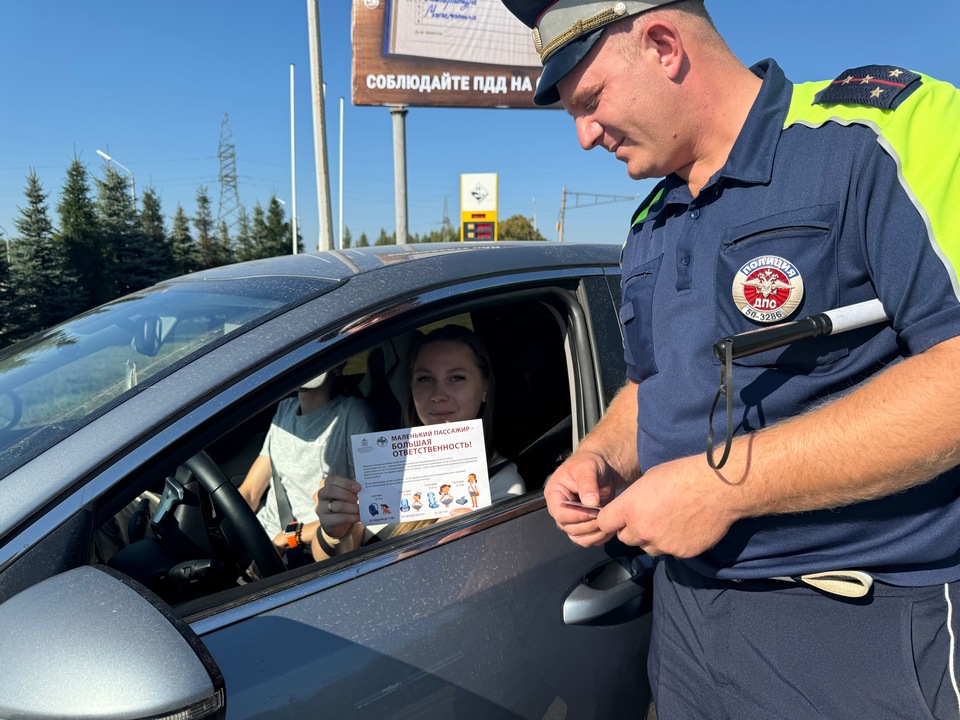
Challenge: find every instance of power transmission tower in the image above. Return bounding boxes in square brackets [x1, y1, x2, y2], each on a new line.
[217, 113, 241, 232]
[441, 196, 453, 242]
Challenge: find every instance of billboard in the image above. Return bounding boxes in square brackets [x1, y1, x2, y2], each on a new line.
[352, 0, 547, 108]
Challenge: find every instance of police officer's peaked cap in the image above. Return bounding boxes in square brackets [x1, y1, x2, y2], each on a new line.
[501, 0, 681, 106]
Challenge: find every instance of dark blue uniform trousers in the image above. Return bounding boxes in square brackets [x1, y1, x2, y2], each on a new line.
[650, 556, 960, 719]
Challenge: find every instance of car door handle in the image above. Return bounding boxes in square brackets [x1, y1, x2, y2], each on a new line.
[563, 554, 655, 625]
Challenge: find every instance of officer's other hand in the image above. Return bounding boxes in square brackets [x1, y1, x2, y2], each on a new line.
[545, 449, 623, 547]
[597, 454, 737, 557]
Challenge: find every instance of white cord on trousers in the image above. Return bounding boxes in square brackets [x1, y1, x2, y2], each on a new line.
[946, 583, 960, 717]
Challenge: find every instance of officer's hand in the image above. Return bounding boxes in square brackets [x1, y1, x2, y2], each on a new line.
[545, 449, 625, 547]
[597, 454, 739, 557]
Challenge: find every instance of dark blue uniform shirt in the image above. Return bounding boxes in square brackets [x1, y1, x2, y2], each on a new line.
[621, 59, 960, 585]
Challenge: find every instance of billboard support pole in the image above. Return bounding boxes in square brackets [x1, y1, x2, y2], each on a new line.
[290, 64, 298, 255]
[339, 96, 344, 251]
[308, 0, 334, 252]
[391, 105, 409, 245]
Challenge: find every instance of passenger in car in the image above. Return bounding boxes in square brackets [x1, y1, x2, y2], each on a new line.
[312, 325, 525, 560]
[238, 364, 377, 566]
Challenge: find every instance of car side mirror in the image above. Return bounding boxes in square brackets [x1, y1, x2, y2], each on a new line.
[0, 566, 225, 720]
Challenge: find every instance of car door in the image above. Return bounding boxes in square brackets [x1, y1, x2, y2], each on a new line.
[185, 269, 651, 719]
[198, 510, 651, 719]
[0, 251, 653, 720]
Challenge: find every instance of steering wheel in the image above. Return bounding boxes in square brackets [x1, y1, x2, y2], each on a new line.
[182, 451, 286, 578]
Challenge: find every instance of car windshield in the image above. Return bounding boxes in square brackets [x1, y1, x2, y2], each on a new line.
[0, 275, 336, 477]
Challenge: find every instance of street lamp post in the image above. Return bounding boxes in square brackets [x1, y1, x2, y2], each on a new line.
[96, 149, 136, 206]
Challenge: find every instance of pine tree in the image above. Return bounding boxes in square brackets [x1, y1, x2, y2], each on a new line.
[0, 234, 13, 349]
[342, 227, 352, 249]
[374, 228, 395, 246]
[170, 204, 199, 275]
[296, 223, 305, 254]
[97, 164, 151, 296]
[234, 206, 257, 262]
[264, 196, 291, 257]
[250, 202, 269, 259]
[358, 232, 369, 247]
[57, 156, 110, 311]
[216, 220, 235, 266]
[139, 187, 176, 284]
[194, 186, 225, 269]
[8, 171, 77, 339]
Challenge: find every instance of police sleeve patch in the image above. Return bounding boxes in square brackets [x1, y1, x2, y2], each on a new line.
[813, 65, 922, 110]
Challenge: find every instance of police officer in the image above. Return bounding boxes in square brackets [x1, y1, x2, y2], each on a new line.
[500, 1, 960, 717]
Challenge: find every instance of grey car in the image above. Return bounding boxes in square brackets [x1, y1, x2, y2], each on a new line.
[0, 242, 654, 720]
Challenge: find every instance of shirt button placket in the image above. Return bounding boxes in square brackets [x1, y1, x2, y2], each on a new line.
[676, 207, 701, 290]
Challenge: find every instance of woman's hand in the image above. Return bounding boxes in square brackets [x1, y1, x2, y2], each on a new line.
[314, 475, 362, 541]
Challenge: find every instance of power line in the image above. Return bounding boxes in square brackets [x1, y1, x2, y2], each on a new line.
[557, 187, 639, 242]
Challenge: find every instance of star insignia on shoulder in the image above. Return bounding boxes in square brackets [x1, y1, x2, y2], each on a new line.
[815, 65, 923, 110]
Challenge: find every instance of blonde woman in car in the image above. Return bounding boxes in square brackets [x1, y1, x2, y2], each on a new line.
[312, 325, 524, 560]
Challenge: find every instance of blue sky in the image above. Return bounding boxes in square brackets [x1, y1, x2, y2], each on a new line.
[1, 1, 957, 249]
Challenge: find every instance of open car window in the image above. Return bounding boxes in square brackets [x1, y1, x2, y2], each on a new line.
[82, 285, 593, 613]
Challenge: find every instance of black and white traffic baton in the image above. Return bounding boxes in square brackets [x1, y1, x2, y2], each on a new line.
[707, 299, 889, 469]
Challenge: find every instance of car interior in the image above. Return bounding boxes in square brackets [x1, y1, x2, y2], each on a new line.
[85, 290, 589, 610]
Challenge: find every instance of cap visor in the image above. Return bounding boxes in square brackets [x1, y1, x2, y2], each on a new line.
[533, 27, 604, 106]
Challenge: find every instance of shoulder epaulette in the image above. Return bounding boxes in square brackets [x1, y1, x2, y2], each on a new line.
[813, 64, 922, 110]
[631, 181, 666, 228]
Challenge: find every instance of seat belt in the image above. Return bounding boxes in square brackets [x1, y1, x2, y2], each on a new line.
[270, 460, 296, 526]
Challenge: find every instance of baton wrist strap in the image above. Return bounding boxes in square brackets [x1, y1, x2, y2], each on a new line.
[707, 340, 735, 470]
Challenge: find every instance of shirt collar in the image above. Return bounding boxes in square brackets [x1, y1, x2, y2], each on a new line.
[716, 59, 792, 185]
[656, 59, 792, 209]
